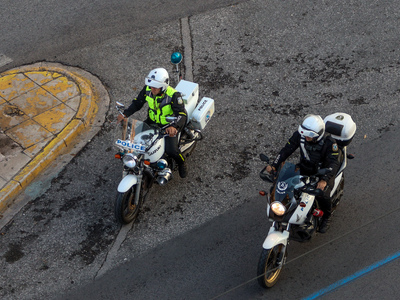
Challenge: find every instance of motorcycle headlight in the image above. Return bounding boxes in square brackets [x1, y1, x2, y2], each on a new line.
[122, 153, 137, 168]
[270, 201, 286, 216]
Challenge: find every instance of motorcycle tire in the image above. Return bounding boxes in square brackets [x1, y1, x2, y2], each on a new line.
[182, 140, 197, 158]
[257, 244, 286, 288]
[114, 185, 144, 225]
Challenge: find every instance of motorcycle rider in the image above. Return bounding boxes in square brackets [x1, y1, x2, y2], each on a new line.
[265, 114, 341, 233]
[117, 67, 188, 178]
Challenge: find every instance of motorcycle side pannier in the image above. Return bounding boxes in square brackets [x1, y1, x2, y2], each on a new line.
[324, 113, 356, 147]
[191, 97, 215, 130]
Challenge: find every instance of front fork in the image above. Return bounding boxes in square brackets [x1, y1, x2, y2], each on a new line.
[262, 222, 290, 266]
[118, 170, 143, 206]
[133, 174, 143, 205]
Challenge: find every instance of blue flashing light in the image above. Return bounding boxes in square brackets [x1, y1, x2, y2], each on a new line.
[171, 52, 183, 64]
[157, 159, 168, 170]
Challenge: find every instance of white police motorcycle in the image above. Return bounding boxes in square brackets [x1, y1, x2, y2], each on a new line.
[113, 54, 215, 225]
[256, 113, 356, 288]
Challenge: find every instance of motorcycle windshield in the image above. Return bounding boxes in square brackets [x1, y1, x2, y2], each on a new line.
[273, 163, 302, 202]
[115, 119, 159, 153]
[130, 119, 157, 139]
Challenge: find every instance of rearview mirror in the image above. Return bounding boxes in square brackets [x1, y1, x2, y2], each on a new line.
[116, 101, 125, 109]
[259, 153, 270, 163]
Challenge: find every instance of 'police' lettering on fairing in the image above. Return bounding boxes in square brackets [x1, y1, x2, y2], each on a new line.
[116, 139, 146, 152]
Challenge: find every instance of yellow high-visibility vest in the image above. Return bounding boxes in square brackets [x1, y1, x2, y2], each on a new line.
[145, 86, 177, 125]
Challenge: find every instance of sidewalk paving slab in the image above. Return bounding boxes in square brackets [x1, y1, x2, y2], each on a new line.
[0, 62, 109, 215]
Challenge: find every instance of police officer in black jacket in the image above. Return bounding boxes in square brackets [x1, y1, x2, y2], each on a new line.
[266, 114, 340, 233]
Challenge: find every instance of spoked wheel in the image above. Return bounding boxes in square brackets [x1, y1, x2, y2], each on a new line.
[115, 179, 149, 225]
[180, 130, 202, 157]
[257, 244, 286, 288]
[115, 187, 141, 225]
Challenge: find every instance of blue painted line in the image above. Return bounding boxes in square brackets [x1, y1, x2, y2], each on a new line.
[302, 250, 400, 300]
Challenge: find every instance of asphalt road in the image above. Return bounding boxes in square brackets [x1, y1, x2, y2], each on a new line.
[0, 0, 247, 69]
[1, 0, 400, 299]
[59, 126, 400, 300]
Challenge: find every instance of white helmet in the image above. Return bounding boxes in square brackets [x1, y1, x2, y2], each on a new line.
[145, 68, 169, 91]
[298, 114, 325, 141]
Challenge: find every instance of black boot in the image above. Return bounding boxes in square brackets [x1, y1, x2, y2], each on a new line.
[178, 162, 188, 178]
[319, 217, 331, 234]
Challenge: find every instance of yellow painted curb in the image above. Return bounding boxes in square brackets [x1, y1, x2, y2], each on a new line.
[0, 64, 102, 214]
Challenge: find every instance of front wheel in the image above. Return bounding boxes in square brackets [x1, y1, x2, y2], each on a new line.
[257, 244, 286, 288]
[114, 185, 143, 225]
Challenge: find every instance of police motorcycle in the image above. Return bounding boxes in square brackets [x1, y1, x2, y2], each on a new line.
[256, 113, 356, 288]
[113, 52, 215, 225]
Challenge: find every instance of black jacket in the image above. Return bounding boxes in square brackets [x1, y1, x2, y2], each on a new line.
[271, 131, 341, 182]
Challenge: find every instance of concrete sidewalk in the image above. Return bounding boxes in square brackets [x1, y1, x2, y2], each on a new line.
[0, 62, 109, 214]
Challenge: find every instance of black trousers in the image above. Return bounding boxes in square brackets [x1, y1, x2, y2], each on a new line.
[143, 118, 185, 166]
[165, 135, 185, 165]
[300, 167, 334, 219]
[316, 176, 335, 219]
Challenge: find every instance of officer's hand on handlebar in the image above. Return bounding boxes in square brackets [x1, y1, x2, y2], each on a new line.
[165, 126, 178, 137]
[117, 113, 126, 124]
[266, 165, 276, 174]
[260, 165, 274, 182]
[317, 180, 327, 191]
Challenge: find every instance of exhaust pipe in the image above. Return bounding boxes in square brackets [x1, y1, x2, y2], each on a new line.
[157, 168, 172, 185]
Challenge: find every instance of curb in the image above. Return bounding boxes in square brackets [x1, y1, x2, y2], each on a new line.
[0, 62, 108, 214]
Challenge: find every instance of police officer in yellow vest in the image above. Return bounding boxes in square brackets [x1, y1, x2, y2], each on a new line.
[117, 68, 188, 178]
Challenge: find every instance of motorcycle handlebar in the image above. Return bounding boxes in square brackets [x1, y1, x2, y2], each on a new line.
[145, 124, 176, 151]
[259, 164, 324, 196]
[259, 167, 274, 183]
[298, 184, 324, 197]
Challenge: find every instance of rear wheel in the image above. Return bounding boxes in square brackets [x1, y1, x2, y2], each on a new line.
[184, 140, 197, 158]
[180, 130, 202, 157]
[257, 244, 286, 288]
